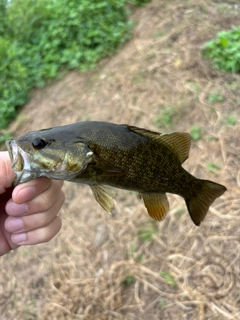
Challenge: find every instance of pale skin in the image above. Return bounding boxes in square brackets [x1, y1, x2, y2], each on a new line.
[0, 152, 65, 256]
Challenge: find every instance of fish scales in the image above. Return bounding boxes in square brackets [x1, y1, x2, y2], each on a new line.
[5, 121, 227, 226]
[73, 123, 192, 194]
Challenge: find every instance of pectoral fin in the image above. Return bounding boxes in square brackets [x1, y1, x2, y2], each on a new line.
[141, 193, 169, 221]
[91, 185, 116, 213]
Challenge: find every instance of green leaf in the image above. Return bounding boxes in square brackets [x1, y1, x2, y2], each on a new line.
[202, 27, 240, 73]
[190, 125, 202, 141]
[160, 271, 176, 288]
[219, 37, 228, 47]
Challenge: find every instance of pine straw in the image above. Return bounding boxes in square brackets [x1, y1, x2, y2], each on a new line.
[1, 0, 240, 319]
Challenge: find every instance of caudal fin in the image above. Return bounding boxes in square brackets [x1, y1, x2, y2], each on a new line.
[185, 180, 226, 226]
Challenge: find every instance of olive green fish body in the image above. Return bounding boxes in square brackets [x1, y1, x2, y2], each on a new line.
[71, 124, 188, 192]
[6, 121, 226, 225]
[69, 122, 202, 199]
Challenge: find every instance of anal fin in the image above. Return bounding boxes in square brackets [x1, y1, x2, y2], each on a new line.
[141, 193, 169, 221]
[91, 185, 116, 213]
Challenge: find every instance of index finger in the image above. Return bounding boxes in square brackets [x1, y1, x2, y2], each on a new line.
[12, 178, 64, 204]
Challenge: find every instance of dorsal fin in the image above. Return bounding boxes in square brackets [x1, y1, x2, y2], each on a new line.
[159, 132, 191, 164]
[129, 126, 191, 164]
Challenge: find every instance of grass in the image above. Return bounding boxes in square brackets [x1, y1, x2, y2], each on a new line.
[208, 92, 224, 103]
[159, 271, 176, 288]
[175, 207, 185, 219]
[190, 125, 203, 141]
[153, 107, 177, 128]
[121, 269, 136, 286]
[224, 114, 237, 126]
[207, 162, 222, 173]
[137, 223, 158, 243]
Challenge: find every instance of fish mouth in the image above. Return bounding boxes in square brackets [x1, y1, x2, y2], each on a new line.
[5, 140, 94, 185]
[5, 140, 36, 186]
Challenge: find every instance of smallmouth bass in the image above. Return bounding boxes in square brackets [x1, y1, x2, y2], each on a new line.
[5, 121, 226, 226]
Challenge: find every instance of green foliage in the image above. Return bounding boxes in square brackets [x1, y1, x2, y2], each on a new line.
[159, 299, 167, 309]
[190, 125, 203, 141]
[160, 271, 176, 288]
[0, 0, 152, 130]
[208, 92, 224, 103]
[202, 27, 240, 73]
[224, 114, 237, 126]
[128, 242, 143, 262]
[137, 223, 157, 243]
[0, 37, 31, 129]
[121, 275, 135, 286]
[121, 270, 135, 286]
[153, 107, 176, 128]
[0, 0, 8, 34]
[128, 0, 151, 6]
[207, 162, 222, 173]
[0, 131, 13, 145]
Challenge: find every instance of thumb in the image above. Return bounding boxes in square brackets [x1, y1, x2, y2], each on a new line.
[0, 151, 15, 194]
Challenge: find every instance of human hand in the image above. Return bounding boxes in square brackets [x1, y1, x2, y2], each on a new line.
[0, 151, 65, 256]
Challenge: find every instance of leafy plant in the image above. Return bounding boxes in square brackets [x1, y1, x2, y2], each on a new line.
[129, 242, 137, 257]
[121, 270, 135, 286]
[122, 275, 135, 285]
[224, 114, 237, 126]
[208, 92, 224, 103]
[160, 271, 176, 288]
[153, 107, 176, 128]
[128, 242, 143, 262]
[0, 0, 152, 130]
[0, 37, 31, 128]
[0, 131, 13, 145]
[190, 125, 202, 141]
[159, 299, 167, 309]
[207, 162, 222, 173]
[137, 223, 157, 243]
[202, 27, 240, 73]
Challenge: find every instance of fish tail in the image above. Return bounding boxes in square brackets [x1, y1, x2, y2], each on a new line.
[185, 180, 226, 226]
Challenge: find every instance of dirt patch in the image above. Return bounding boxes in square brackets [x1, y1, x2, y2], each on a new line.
[1, 0, 240, 319]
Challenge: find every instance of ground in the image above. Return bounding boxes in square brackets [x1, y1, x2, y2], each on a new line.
[1, 0, 240, 319]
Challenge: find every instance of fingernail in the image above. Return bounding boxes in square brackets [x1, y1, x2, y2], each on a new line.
[6, 201, 28, 216]
[11, 232, 27, 245]
[17, 186, 36, 202]
[5, 217, 24, 232]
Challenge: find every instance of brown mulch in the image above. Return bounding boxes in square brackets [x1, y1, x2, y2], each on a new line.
[1, 0, 240, 319]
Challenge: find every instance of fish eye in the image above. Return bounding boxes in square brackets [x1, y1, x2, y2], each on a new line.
[32, 138, 47, 150]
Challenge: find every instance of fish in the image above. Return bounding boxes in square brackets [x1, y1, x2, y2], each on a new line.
[5, 121, 226, 226]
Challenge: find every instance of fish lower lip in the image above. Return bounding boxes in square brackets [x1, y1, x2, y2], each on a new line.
[9, 142, 24, 170]
[5, 140, 31, 185]
[5, 140, 13, 162]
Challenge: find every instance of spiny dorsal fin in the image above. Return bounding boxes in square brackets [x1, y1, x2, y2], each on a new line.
[160, 132, 191, 164]
[129, 126, 191, 164]
[91, 185, 116, 213]
[140, 193, 169, 221]
[129, 126, 162, 140]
